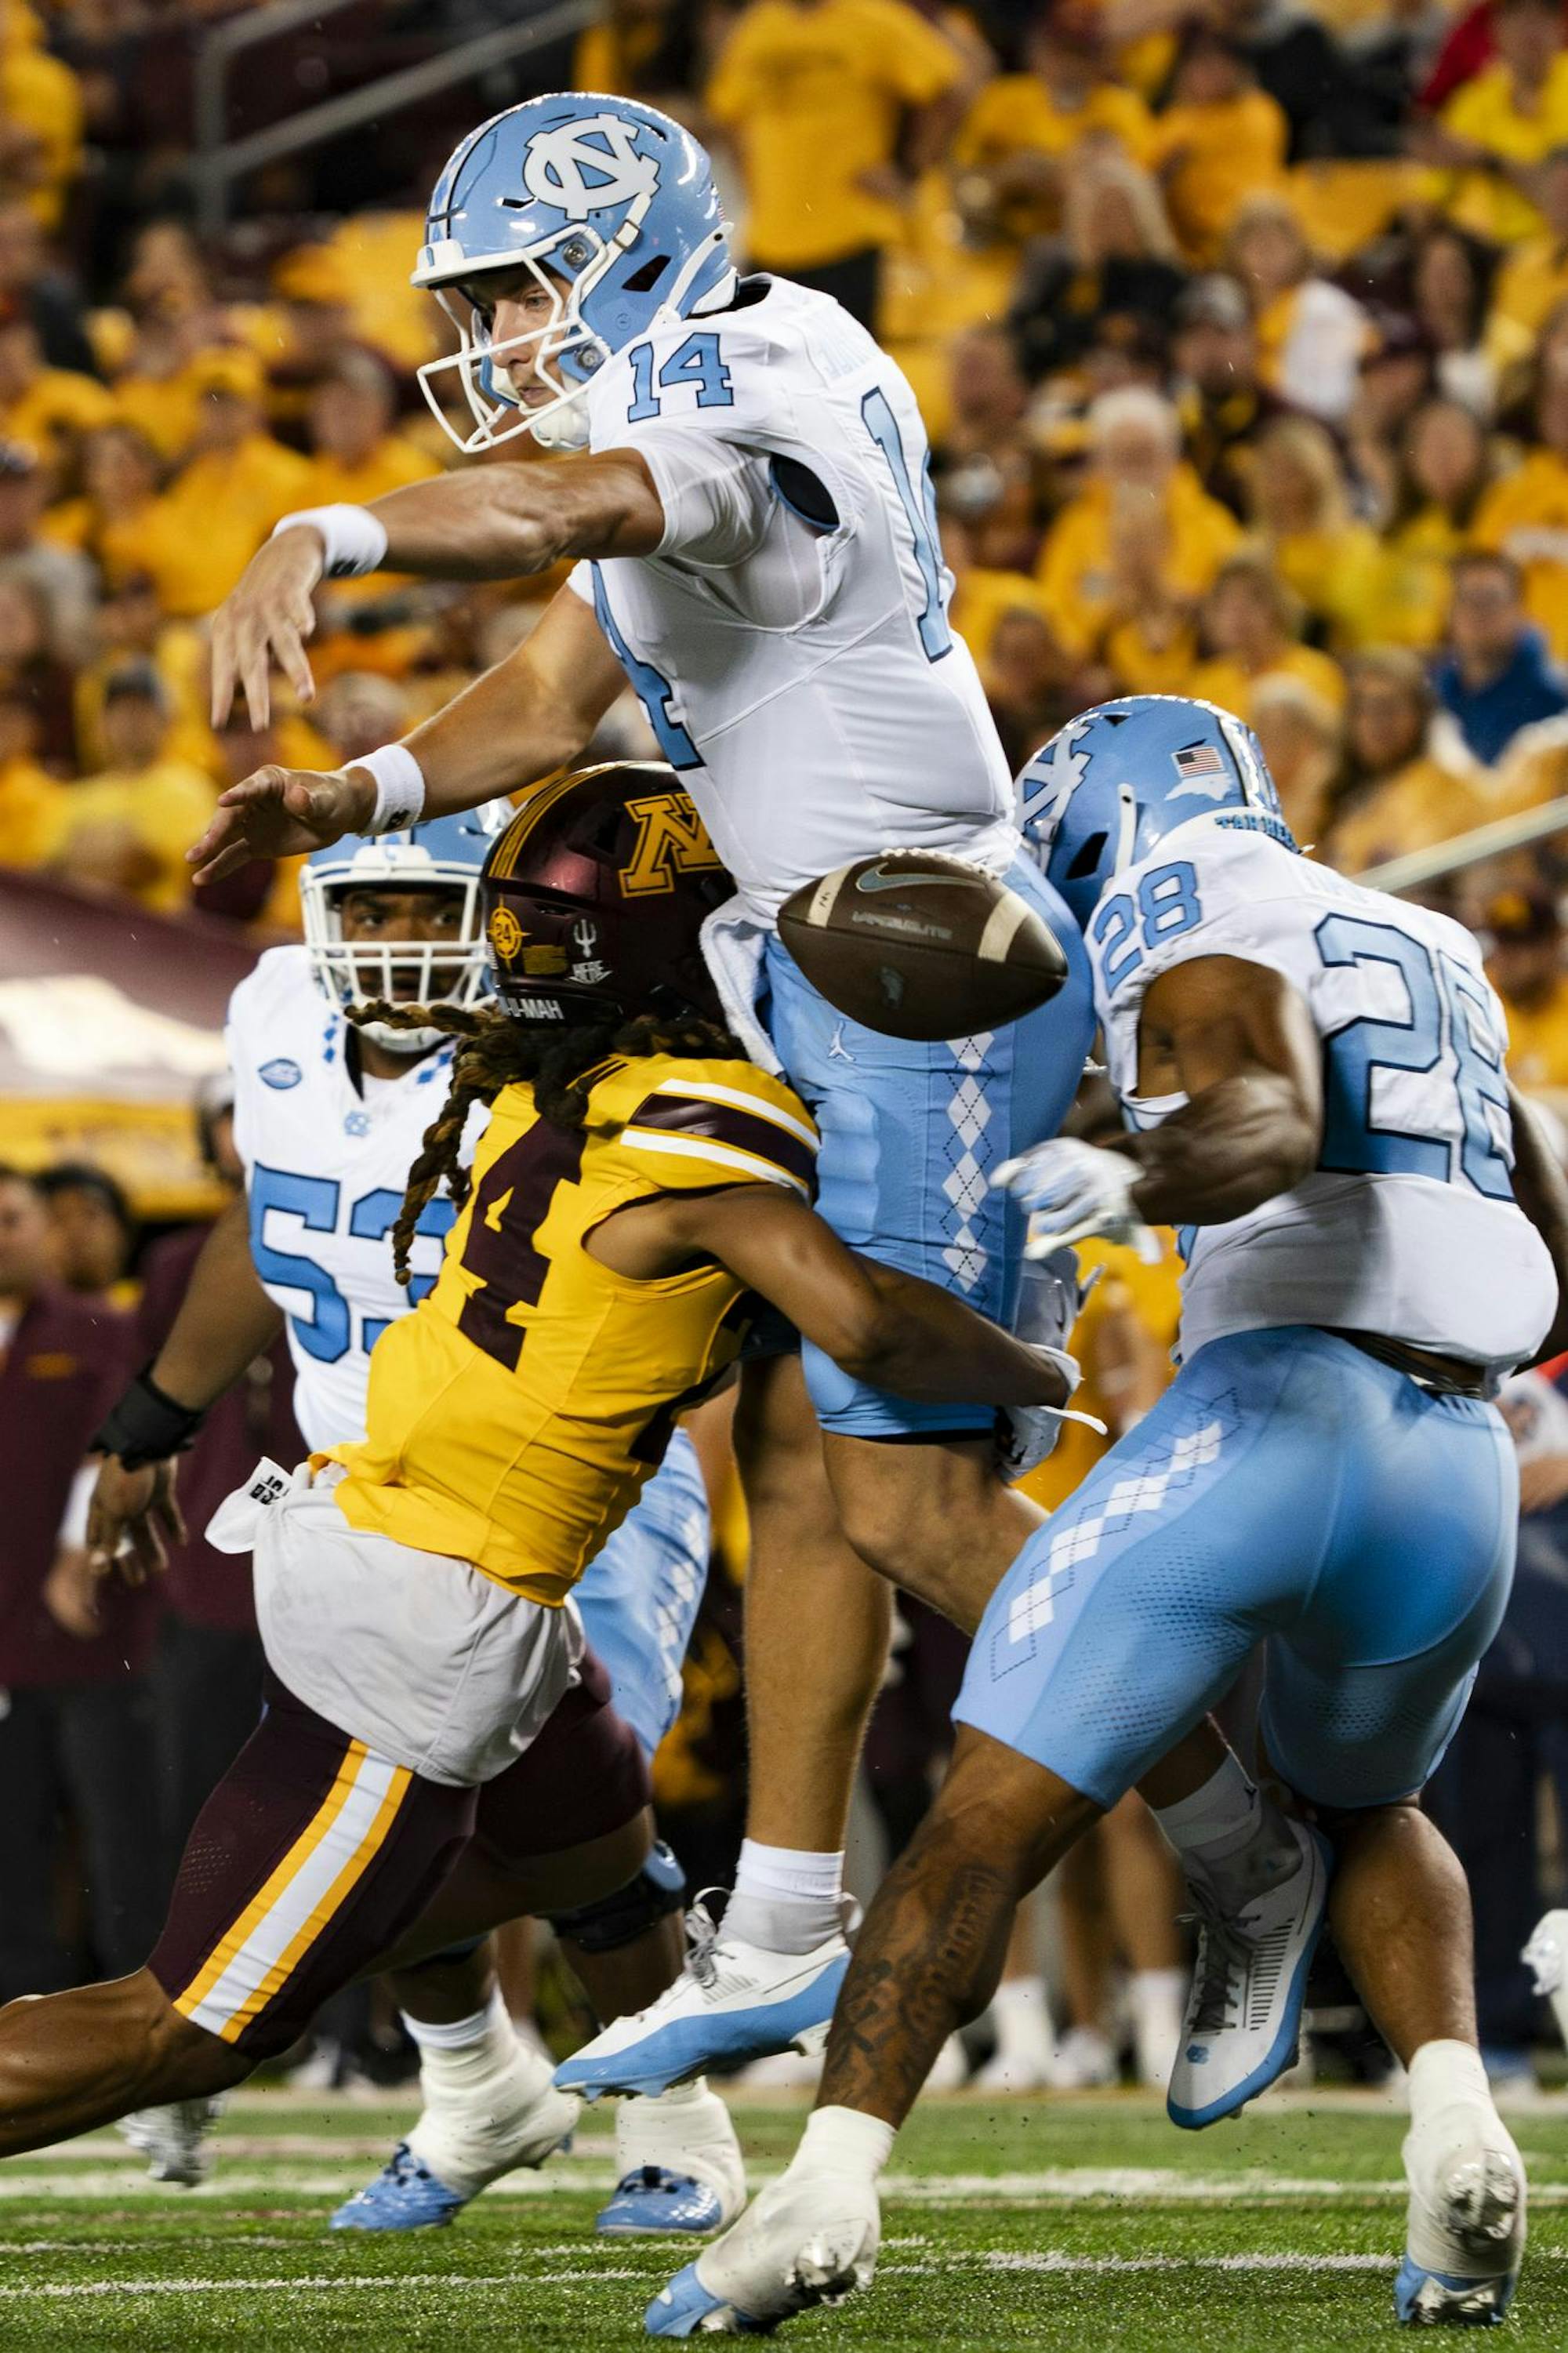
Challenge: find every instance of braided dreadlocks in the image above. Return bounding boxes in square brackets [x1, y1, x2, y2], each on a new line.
[351, 999, 746, 1287]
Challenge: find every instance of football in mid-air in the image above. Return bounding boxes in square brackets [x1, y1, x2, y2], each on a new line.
[778, 851, 1070, 1041]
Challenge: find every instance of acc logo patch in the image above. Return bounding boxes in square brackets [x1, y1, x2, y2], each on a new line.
[619, 793, 722, 899]
[488, 906, 524, 960]
[521, 116, 659, 221]
[260, 1058, 302, 1090]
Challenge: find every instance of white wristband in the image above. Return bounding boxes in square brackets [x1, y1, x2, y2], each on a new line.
[353, 742, 426, 835]
[272, 503, 390, 579]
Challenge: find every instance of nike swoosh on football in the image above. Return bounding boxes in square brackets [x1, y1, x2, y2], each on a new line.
[855, 866, 978, 893]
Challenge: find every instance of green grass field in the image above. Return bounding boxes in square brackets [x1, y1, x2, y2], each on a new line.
[3, 2087, 1566, 2350]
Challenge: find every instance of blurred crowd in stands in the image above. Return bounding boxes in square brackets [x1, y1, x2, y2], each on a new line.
[5, 0, 1568, 2092]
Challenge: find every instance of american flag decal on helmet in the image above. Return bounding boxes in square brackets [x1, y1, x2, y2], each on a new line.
[1174, 743, 1225, 778]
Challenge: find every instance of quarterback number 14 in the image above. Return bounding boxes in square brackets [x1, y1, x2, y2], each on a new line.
[626, 332, 735, 422]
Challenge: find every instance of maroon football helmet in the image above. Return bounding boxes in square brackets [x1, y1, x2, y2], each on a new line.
[481, 761, 733, 1026]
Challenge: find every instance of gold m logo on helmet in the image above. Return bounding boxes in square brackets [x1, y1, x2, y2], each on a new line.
[619, 793, 721, 899]
[488, 906, 525, 960]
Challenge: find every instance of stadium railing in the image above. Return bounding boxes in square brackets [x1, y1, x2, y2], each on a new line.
[1360, 796, 1568, 897]
[191, 0, 595, 238]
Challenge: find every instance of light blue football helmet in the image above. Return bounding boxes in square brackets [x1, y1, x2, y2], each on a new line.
[1018, 695, 1296, 932]
[413, 93, 733, 455]
[301, 801, 514, 1052]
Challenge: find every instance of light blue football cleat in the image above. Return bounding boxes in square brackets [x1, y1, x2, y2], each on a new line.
[645, 2171, 880, 2337]
[329, 2068, 578, 2233]
[597, 2084, 746, 2235]
[1167, 1820, 1332, 2130]
[599, 2166, 725, 2236]
[329, 2142, 470, 2232]
[646, 2260, 772, 2336]
[1394, 2258, 1519, 2326]
[555, 1900, 849, 2101]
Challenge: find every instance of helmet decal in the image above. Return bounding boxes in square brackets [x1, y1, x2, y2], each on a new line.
[521, 114, 660, 216]
[619, 793, 724, 897]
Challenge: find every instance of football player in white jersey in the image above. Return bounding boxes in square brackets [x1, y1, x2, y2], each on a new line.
[191, 94, 1309, 2096]
[89, 796, 746, 2239]
[649, 695, 1568, 2337]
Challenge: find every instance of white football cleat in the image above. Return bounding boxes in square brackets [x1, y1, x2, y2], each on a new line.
[1396, 2096, 1525, 2325]
[556, 1899, 850, 2101]
[645, 2166, 880, 2336]
[1167, 1818, 1332, 2129]
[118, 2097, 223, 2187]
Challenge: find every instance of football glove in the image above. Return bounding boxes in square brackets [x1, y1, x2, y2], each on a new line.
[994, 1342, 1106, 1479]
[996, 1137, 1145, 1256]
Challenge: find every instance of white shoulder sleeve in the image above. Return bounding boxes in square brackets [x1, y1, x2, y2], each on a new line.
[633, 426, 772, 568]
[1090, 829, 1318, 1096]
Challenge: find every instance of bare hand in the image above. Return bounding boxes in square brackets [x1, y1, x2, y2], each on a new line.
[1519, 1451, 1568, 1516]
[86, 1456, 187, 1585]
[188, 763, 374, 887]
[209, 526, 326, 728]
[43, 1547, 103, 1638]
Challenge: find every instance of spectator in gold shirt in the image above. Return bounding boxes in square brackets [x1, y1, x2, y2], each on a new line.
[706, 0, 967, 326]
[0, 681, 58, 866]
[1422, 0, 1568, 247]
[952, 10, 1155, 253]
[1149, 31, 1288, 263]
[1473, 364, 1568, 662]
[1188, 553, 1348, 724]
[1491, 143, 1568, 339]
[1035, 384, 1240, 659]
[1321, 646, 1486, 876]
[132, 353, 311, 620]
[44, 661, 213, 912]
[1483, 881, 1568, 1106]
[0, 307, 111, 476]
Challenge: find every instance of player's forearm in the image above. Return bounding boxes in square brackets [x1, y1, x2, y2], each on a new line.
[362, 452, 662, 581]
[843, 1259, 1072, 1407]
[1508, 1083, 1568, 1366]
[1123, 1073, 1319, 1229]
[388, 646, 598, 812]
[149, 1193, 283, 1411]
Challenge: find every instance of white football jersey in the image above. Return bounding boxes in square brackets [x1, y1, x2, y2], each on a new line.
[569, 275, 1017, 921]
[228, 948, 463, 1451]
[1086, 813, 1555, 1376]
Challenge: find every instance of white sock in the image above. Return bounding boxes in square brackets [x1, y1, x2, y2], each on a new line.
[1408, 2038, 1493, 2128]
[789, 2103, 895, 2184]
[1153, 1757, 1298, 1904]
[1152, 1756, 1260, 1860]
[403, 1992, 541, 2119]
[989, 1975, 1054, 2064]
[726, 1840, 844, 1955]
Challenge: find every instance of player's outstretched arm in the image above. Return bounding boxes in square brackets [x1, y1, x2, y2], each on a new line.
[86, 1194, 283, 1583]
[190, 585, 627, 884]
[1507, 1079, 1568, 1366]
[593, 1186, 1072, 1408]
[209, 450, 665, 727]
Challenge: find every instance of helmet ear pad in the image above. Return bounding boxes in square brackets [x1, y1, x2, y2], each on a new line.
[481, 761, 733, 1029]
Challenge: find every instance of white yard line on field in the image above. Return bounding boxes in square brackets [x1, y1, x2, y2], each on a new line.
[4, 2162, 1567, 2204]
[5, 2252, 1568, 2304]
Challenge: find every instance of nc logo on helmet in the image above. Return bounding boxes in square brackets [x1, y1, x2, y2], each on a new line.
[521, 116, 659, 220]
